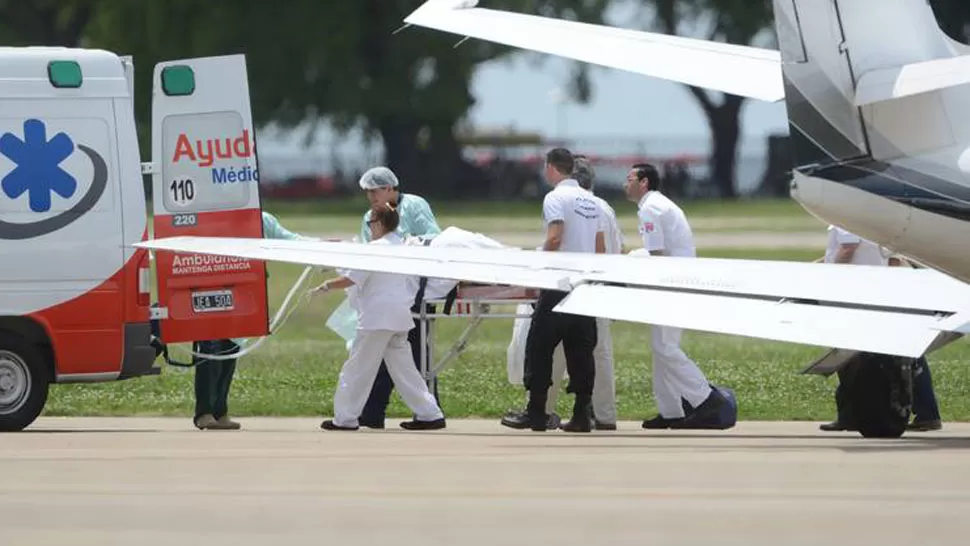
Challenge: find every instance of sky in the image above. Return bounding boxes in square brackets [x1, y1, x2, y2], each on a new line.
[256, 1, 792, 185]
[466, 52, 791, 151]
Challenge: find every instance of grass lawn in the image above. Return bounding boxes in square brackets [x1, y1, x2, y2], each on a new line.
[262, 196, 825, 237]
[261, 195, 813, 218]
[44, 221, 970, 423]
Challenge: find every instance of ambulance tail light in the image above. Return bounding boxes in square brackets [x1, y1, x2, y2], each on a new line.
[137, 254, 151, 308]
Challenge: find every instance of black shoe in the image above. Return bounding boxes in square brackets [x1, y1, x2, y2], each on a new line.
[358, 417, 385, 429]
[907, 419, 942, 431]
[320, 419, 359, 431]
[560, 418, 592, 433]
[547, 413, 562, 430]
[819, 420, 856, 432]
[641, 414, 683, 429]
[501, 409, 560, 430]
[522, 394, 550, 432]
[500, 410, 529, 429]
[400, 418, 446, 430]
[560, 398, 593, 433]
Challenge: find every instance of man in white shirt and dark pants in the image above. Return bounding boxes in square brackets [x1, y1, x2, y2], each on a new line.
[624, 163, 729, 429]
[501, 155, 619, 431]
[505, 147, 604, 433]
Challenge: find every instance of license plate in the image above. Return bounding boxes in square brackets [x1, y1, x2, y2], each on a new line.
[192, 290, 234, 313]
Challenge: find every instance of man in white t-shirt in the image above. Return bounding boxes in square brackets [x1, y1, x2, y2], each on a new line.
[502, 155, 620, 431]
[624, 163, 730, 429]
[821, 225, 889, 266]
[503, 147, 603, 433]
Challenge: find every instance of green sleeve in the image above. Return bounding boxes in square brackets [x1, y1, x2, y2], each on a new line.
[359, 210, 372, 243]
[262, 212, 303, 240]
[411, 198, 441, 237]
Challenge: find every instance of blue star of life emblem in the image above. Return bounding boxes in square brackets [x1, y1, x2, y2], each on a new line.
[0, 119, 77, 213]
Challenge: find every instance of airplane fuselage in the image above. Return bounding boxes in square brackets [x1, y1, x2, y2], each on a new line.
[775, 0, 970, 284]
[790, 147, 970, 285]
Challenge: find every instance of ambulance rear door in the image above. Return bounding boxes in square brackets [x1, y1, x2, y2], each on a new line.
[149, 54, 269, 344]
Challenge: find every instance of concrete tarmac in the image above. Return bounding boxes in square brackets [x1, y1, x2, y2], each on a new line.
[1, 417, 968, 545]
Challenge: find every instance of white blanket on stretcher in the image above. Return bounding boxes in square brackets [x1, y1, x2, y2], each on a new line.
[325, 227, 514, 348]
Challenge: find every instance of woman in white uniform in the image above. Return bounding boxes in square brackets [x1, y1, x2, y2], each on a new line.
[316, 202, 447, 431]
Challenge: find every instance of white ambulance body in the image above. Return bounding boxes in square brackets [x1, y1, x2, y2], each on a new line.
[0, 48, 270, 431]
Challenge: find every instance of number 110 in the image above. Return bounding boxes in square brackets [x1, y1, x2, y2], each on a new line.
[170, 178, 195, 203]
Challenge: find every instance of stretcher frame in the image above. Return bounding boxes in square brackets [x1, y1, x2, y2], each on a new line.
[411, 285, 537, 389]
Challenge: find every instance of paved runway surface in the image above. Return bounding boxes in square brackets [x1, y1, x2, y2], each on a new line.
[1, 417, 967, 545]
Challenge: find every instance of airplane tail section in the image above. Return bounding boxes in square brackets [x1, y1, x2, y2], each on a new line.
[772, 0, 870, 166]
[773, 0, 962, 166]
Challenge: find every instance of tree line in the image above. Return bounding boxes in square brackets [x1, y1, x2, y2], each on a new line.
[0, 0, 966, 199]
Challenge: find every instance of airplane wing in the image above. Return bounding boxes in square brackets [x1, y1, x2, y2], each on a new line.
[401, 0, 784, 102]
[135, 236, 970, 358]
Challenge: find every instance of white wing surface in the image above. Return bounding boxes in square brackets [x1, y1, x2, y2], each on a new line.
[135, 236, 970, 358]
[855, 55, 970, 105]
[402, 0, 784, 102]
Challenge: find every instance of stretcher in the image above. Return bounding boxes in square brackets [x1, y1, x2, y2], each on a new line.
[412, 284, 537, 388]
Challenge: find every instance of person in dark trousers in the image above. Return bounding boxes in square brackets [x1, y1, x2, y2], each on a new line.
[502, 147, 604, 433]
[909, 357, 942, 430]
[354, 166, 443, 429]
[191, 211, 309, 430]
[501, 154, 618, 431]
[192, 339, 242, 430]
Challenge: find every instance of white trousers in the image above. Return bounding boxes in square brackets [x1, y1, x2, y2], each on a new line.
[651, 325, 712, 418]
[333, 329, 444, 427]
[543, 317, 617, 423]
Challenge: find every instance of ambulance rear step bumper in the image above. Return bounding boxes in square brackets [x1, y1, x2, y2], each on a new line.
[118, 322, 161, 380]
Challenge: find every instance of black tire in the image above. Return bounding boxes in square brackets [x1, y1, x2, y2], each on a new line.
[849, 353, 912, 439]
[0, 333, 50, 432]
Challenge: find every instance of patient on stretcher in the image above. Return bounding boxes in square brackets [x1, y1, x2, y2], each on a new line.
[326, 226, 535, 343]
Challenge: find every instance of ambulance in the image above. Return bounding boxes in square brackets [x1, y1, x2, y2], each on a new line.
[0, 48, 270, 431]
